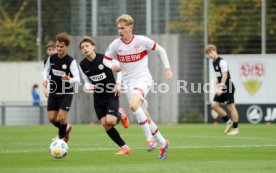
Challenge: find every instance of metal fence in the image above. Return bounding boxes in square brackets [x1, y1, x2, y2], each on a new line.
[0, 102, 48, 125]
[1, 0, 275, 61]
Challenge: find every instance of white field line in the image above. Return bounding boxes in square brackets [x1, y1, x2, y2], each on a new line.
[1, 144, 276, 154]
[177, 135, 276, 141]
[90, 134, 276, 142]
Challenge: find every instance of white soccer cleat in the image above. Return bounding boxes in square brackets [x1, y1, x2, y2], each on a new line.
[226, 128, 239, 136]
[224, 120, 233, 134]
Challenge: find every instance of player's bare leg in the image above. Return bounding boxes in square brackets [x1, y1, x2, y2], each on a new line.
[48, 111, 60, 141]
[226, 103, 239, 135]
[212, 101, 233, 134]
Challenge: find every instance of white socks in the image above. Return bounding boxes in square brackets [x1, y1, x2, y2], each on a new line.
[149, 120, 166, 148]
[133, 107, 153, 141]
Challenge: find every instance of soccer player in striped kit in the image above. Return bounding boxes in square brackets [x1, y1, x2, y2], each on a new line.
[103, 14, 173, 159]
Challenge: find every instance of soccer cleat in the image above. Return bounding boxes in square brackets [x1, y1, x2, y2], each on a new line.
[224, 120, 233, 134]
[119, 108, 129, 129]
[115, 147, 131, 155]
[64, 124, 72, 143]
[147, 139, 157, 152]
[226, 128, 239, 136]
[159, 140, 169, 159]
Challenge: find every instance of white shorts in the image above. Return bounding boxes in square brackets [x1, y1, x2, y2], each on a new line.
[122, 76, 152, 107]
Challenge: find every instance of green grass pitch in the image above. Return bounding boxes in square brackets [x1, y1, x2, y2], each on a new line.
[0, 124, 276, 173]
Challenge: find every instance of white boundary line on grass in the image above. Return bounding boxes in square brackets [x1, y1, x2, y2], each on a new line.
[1, 144, 276, 154]
[177, 135, 276, 141]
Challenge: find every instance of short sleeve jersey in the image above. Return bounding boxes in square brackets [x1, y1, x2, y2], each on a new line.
[213, 57, 235, 91]
[104, 35, 156, 80]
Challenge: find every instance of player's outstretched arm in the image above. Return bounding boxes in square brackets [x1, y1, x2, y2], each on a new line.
[155, 44, 173, 80]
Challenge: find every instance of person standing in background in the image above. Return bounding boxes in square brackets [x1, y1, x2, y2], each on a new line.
[32, 84, 40, 106]
[44, 41, 57, 65]
[44, 41, 57, 97]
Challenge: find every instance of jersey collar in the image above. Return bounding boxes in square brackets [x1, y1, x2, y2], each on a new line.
[120, 35, 134, 45]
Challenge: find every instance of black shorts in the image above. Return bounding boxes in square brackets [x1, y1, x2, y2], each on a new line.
[94, 96, 119, 120]
[47, 94, 73, 111]
[213, 90, 235, 105]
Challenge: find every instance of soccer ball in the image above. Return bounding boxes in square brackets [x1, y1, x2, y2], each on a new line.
[49, 139, 68, 159]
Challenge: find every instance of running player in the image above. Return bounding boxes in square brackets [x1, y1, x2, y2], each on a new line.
[205, 44, 239, 136]
[103, 14, 173, 159]
[43, 33, 80, 142]
[79, 36, 131, 155]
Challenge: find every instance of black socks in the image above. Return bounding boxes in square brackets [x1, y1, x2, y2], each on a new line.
[106, 127, 125, 147]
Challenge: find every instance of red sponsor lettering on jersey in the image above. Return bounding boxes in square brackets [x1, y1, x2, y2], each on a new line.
[104, 56, 112, 61]
[152, 42, 157, 50]
[117, 50, 148, 63]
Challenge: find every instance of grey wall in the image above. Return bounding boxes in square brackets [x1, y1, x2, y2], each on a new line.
[0, 35, 204, 125]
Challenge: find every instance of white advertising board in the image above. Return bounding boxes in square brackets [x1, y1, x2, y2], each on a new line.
[209, 54, 276, 104]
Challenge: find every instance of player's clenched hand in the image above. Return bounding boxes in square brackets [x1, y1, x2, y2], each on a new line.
[114, 83, 121, 96]
[111, 65, 121, 72]
[43, 80, 48, 88]
[165, 68, 173, 80]
[86, 84, 96, 94]
[61, 73, 71, 81]
[44, 88, 49, 98]
[215, 83, 224, 96]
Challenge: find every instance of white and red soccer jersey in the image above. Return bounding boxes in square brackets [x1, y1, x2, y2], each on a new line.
[104, 35, 156, 81]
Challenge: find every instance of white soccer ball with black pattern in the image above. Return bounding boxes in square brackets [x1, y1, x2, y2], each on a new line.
[49, 139, 68, 159]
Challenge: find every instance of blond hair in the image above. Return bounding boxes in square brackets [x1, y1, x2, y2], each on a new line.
[116, 14, 134, 26]
[46, 41, 56, 50]
[205, 44, 217, 54]
[79, 36, 96, 49]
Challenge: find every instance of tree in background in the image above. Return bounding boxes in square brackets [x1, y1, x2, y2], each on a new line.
[41, 0, 71, 53]
[267, 0, 276, 53]
[168, 0, 276, 54]
[0, 0, 37, 61]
